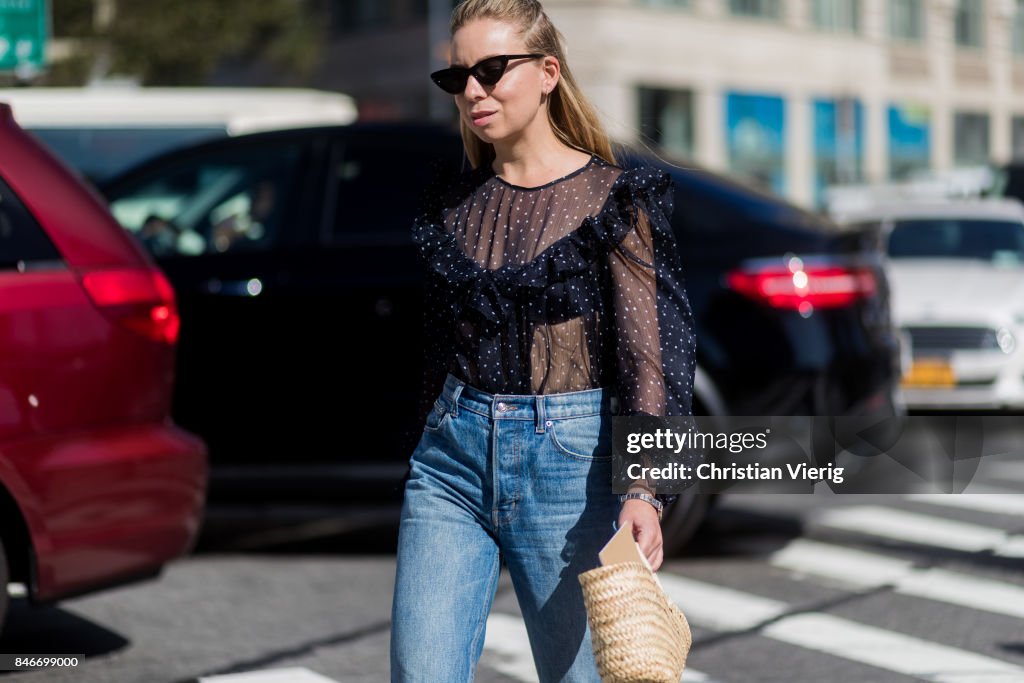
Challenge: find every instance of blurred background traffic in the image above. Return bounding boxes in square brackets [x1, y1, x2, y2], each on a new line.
[1, 2, 1024, 681]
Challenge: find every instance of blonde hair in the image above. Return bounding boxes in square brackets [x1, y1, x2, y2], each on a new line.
[449, 0, 616, 169]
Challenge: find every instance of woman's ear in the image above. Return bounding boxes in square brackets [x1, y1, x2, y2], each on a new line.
[541, 55, 560, 95]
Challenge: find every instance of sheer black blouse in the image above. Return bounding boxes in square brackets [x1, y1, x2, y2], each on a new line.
[411, 154, 697, 505]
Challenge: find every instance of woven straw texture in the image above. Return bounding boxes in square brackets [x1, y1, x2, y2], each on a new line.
[578, 561, 692, 683]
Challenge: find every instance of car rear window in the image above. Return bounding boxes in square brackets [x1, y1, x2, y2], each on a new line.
[888, 218, 1024, 264]
[0, 177, 62, 269]
[106, 141, 305, 257]
[29, 127, 227, 183]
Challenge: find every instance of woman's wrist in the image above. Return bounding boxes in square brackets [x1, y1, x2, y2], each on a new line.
[619, 491, 664, 520]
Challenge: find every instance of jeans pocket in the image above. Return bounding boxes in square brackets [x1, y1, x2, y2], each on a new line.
[423, 398, 452, 433]
[546, 413, 613, 461]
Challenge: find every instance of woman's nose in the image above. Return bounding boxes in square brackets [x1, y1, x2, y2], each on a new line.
[463, 74, 486, 99]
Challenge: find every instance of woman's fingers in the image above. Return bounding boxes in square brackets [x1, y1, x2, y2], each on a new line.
[637, 524, 664, 570]
[618, 499, 664, 571]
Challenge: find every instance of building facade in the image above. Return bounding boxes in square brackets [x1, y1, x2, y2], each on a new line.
[547, 0, 1024, 207]
[290, 0, 1024, 207]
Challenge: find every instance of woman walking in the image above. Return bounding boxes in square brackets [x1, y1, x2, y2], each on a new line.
[390, 1, 697, 680]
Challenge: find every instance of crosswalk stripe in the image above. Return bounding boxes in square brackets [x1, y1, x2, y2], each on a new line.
[904, 492, 1024, 516]
[763, 613, 1024, 683]
[659, 573, 787, 631]
[770, 539, 1024, 619]
[482, 612, 721, 683]
[658, 573, 1024, 682]
[483, 612, 539, 682]
[198, 668, 339, 683]
[994, 536, 1024, 559]
[815, 505, 1022, 554]
[771, 538, 913, 587]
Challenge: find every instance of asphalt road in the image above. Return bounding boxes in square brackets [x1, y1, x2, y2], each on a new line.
[0, 466, 1023, 682]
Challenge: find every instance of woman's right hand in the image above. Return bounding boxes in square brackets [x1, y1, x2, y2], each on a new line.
[617, 499, 664, 572]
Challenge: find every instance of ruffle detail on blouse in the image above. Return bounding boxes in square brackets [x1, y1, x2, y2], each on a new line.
[582, 165, 674, 255]
[410, 164, 674, 336]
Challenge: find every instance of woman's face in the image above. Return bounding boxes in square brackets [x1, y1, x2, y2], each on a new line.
[449, 18, 557, 145]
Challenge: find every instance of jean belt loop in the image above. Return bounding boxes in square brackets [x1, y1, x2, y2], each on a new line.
[449, 381, 464, 418]
[535, 395, 546, 434]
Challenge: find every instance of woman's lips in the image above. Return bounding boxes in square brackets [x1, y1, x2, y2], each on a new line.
[471, 111, 496, 126]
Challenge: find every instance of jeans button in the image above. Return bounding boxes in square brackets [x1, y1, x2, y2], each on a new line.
[496, 401, 508, 412]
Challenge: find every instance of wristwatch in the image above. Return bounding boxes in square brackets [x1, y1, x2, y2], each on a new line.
[618, 492, 664, 521]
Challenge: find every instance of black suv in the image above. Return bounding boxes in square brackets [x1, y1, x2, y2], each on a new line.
[99, 122, 902, 551]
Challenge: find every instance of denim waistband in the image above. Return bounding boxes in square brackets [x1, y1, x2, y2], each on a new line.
[438, 372, 619, 429]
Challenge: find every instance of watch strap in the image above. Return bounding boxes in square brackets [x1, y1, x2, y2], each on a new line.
[619, 492, 664, 520]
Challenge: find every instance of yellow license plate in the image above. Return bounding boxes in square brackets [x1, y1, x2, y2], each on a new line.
[902, 359, 956, 387]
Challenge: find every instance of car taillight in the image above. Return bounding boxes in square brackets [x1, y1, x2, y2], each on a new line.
[726, 259, 877, 313]
[81, 268, 181, 345]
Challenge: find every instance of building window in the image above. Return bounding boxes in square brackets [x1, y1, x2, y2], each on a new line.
[729, 0, 780, 19]
[953, 112, 990, 165]
[638, 87, 695, 159]
[812, 0, 860, 32]
[954, 0, 984, 48]
[726, 91, 786, 195]
[1013, 116, 1024, 159]
[889, 0, 923, 41]
[814, 98, 864, 208]
[888, 103, 931, 180]
[1013, 0, 1024, 54]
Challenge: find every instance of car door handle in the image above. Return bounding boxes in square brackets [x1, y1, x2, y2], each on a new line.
[203, 278, 266, 297]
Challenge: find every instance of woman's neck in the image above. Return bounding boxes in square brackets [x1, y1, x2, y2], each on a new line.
[491, 125, 591, 188]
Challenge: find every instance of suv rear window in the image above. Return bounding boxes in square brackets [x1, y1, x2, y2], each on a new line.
[888, 218, 1024, 263]
[0, 177, 62, 269]
[30, 127, 227, 183]
[106, 141, 305, 257]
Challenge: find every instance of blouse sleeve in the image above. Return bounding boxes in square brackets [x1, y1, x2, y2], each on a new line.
[416, 270, 455, 429]
[396, 162, 459, 493]
[605, 168, 698, 507]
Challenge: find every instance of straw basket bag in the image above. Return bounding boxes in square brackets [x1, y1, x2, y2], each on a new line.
[578, 560, 692, 683]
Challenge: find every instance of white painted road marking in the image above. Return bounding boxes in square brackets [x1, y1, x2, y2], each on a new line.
[658, 573, 1024, 682]
[483, 612, 539, 682]
[815, 505, 1024, 555]
[482, 611, 720, 682]
[771, 538, 1024, 619]
[763, 613, 1024, 683]
[904, 492, 1024, 516]
[199, 668, 340, 683]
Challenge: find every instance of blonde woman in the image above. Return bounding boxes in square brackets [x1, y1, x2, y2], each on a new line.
[391, 1, 696, 680]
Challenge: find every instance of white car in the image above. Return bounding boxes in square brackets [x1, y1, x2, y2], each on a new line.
[0, 85, 357, 182]
[838, 199, 1024, 410]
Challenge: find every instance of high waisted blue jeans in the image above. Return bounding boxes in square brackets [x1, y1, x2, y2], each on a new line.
[390, 372, 621, 683]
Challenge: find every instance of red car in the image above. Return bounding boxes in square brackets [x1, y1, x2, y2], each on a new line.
[0, 103, 207, 627]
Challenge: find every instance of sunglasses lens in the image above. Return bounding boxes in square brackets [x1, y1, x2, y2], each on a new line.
[434, 71, 466, 94]
[473, 58, 507, 86]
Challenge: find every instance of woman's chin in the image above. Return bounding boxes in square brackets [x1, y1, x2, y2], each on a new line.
[470, 126, 501, 144]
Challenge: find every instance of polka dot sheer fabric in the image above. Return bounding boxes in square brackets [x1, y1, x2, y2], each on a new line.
[411, 155, 697, 504]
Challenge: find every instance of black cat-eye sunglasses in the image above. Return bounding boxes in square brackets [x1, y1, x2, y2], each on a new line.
[430, 53, 545, 94]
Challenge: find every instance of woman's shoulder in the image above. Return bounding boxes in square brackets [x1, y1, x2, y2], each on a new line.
[588, 156, 675, 231]
[599, 157, 673, 198]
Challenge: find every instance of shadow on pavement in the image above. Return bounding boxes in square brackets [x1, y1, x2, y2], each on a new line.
[0, 599, 129, 673]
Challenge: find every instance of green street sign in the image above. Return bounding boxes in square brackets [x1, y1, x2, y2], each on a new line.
[0, 0, 47, 74]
